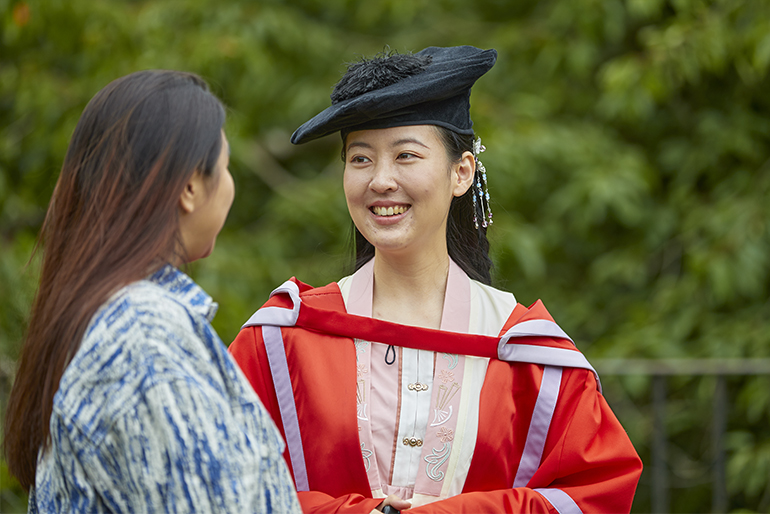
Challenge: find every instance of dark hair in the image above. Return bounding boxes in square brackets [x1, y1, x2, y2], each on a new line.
[3, 70, 225, 490]
[347, 126, 493, 284]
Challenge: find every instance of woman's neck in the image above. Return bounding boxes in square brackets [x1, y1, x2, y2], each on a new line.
[371, 250, 450, 330]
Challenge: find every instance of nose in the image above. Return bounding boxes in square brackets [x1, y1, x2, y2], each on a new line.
[369, 162, 398, 193]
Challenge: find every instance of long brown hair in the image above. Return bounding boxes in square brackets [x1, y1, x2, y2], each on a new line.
[3, 70, 225, 489]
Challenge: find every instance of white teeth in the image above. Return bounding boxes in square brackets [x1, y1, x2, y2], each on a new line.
[372, 205, 408, 216]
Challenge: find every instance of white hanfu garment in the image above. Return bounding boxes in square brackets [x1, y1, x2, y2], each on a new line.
[337, 259, 516, 507]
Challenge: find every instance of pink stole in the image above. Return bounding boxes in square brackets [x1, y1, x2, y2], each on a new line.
[346, 259, 470, 498]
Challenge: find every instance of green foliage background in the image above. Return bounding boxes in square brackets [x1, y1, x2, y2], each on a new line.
[2, 0, 770, 511]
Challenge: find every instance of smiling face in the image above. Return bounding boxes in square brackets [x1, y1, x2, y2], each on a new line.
[343, 125, 473, 260]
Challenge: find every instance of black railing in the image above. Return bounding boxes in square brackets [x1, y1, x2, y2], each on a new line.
[593, 358, 770, 514]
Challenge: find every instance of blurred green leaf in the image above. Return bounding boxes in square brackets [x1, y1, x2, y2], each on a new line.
[3, 0, 770, 511]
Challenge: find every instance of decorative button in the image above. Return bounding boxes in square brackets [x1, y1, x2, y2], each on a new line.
[407, 382, 429, 392]
[402, 437, 423, 447]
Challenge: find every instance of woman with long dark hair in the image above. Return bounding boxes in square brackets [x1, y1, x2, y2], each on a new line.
[3, 70, 300, 513]
[230, 47, 642, 513]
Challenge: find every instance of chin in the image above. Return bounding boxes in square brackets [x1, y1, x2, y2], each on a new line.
[200, 243, 215, 260]
[188, 241, 216, 263]
[370, 239, 412, 255]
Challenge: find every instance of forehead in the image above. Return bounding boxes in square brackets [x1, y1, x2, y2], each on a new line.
[345, 124, 441, 149]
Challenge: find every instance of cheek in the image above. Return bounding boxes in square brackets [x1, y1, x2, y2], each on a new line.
[418, 172, 452, 199]
[343, 169, 361, 204]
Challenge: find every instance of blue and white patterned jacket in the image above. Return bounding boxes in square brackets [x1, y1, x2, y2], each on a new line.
[29, 265, 300, 513]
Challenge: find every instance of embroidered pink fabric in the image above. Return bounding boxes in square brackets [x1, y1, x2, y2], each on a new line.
[414, 262, 469, 496]
[346, 259, 471, 499]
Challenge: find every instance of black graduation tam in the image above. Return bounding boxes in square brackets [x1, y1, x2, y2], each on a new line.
[291, 45, 497, 144]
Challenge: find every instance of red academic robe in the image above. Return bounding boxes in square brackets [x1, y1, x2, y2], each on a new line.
[229, 278, 642, 513]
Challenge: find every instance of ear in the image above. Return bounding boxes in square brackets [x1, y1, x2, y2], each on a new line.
[178, 171, 205, 214]
[452, 151, 475, 197]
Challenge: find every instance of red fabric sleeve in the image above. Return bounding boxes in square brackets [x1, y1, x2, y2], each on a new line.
[409, 488, 558, 514]
[297, 491, 381, 513]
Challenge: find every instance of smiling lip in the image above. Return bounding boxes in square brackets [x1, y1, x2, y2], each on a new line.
[370, 204, 409, 217]
[368, 203, 410, 225]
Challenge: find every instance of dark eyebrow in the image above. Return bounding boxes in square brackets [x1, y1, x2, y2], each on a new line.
[392, 138, 428, 149]
[346, 138, 429, 152]
[346, 141, 373, 152]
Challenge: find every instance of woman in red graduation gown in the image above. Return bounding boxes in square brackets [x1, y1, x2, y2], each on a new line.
[231, 46, 642, 513]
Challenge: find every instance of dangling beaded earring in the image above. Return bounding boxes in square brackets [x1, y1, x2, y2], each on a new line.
[472, 137, 493, 229]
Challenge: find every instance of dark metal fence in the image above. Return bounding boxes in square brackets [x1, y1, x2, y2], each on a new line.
[593, 358, 770, 514]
